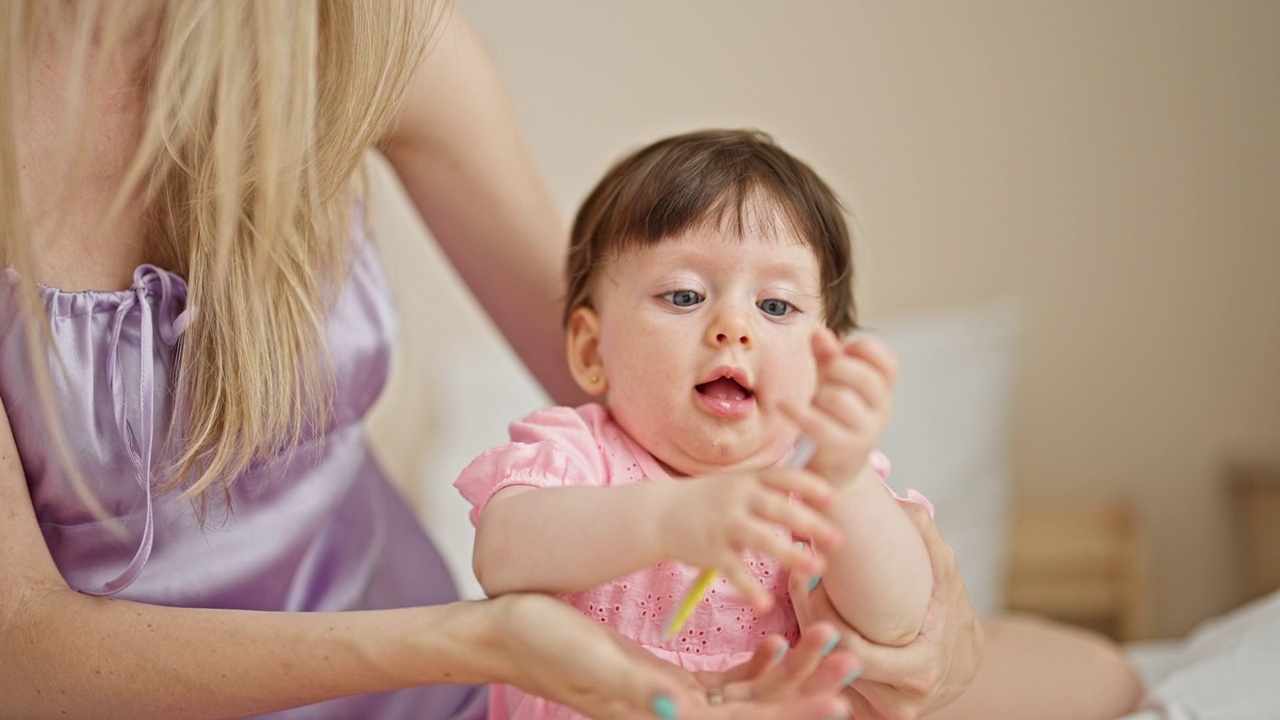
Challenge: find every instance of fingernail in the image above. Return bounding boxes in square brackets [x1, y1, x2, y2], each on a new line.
[840, 667, 863, 686]
[774, 644, 789, 661]
[794, 541, 805, 550]
[651, 694, 678, 720]
[808, 575, 821, 592]
[820, 634, 841, 657]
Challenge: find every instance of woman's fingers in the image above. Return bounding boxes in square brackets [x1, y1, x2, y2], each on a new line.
[504, 594, 860, 720]
[723, 622, 859, 702]
[713, 634, 791, 685]
[695, 635, 855, 720]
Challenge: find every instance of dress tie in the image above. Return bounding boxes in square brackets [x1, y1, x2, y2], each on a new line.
[87, 265, 189, 596]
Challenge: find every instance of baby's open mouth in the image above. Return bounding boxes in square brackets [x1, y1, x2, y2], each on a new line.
[695, 377, 752, 402]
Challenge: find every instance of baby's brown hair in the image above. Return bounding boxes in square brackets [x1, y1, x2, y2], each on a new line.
[566, 129, 856, 333]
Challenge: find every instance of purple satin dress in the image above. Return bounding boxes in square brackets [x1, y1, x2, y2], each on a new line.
[0, 217, 486, 720]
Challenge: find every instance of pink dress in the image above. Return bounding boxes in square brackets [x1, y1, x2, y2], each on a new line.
[455, 404, 924, 720]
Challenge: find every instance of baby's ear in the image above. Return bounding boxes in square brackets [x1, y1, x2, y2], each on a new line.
[566, 306, 608, 397]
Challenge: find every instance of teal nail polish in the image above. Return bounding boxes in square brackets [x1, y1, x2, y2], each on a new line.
[808, 575, 821, 592]
[652, 694, 678, 720]
[774, 645, 789, 661]
[820, 634, 840, 657]
[840, 667, 863, 686]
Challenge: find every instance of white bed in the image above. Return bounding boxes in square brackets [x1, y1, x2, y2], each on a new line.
[1120, 589, 1280, 719]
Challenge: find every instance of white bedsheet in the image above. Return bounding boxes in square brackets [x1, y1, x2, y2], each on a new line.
[1121, 590, 1280, 719]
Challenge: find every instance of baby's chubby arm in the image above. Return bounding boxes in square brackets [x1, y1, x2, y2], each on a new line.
[472, 468, 842, 609]
[782, 332, 932, 647]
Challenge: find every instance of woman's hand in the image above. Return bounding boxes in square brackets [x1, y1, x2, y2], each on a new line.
[493, 593, 857, 719]
[788, 502, 983, 719]
[656, 468, 842, 609]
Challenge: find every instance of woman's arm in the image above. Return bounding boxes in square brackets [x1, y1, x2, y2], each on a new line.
[380, 7, 582, 406]
[0, 400, 504, 719]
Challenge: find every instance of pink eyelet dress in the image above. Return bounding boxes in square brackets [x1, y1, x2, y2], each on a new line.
[455, 404, 930, 720]
[0, 211, 486, 720]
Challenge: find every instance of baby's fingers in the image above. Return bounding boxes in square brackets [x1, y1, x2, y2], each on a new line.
[814, 355, 892, 417]
[722, 562, 773, 612]
[810, 328, 845, 369]
[734, 521, 826, 578]
[758, 467, 835, 510]
[841, 334, 899, 386]
[749, 486, 841, 553]
[777, 398, 850, 465]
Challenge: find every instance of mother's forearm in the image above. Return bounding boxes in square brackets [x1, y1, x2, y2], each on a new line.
[1, 588, 505, 720]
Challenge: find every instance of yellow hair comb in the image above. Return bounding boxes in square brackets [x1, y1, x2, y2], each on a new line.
[662, 436, 816, 640]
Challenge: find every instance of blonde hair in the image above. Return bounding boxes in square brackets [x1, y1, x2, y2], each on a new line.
[0, 1, 441, 518]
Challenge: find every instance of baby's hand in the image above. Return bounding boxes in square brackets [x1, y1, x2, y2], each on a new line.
[782, 330, 898, 485]
[657, 468, 842, 609]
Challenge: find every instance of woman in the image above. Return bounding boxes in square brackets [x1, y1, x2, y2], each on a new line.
[0, 2, 980, 718]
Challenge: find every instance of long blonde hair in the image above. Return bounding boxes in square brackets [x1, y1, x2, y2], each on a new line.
[0, 1, 441, 517]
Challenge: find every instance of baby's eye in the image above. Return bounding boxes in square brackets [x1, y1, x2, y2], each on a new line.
[758, 298, 792, 317]
[664, 290, 704, 307]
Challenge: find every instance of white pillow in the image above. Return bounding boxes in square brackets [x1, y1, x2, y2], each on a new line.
[874, 299, 1023, 617]
[1121, 589, 1280, 719]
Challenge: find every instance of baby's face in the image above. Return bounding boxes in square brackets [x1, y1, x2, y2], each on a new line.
[590, 224, 826, 477]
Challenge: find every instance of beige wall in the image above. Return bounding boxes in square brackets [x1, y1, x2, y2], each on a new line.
[370, 1, 1280, 637]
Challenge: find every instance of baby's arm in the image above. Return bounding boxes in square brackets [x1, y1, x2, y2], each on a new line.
[468, 465, 839, 608]
[786, 332, 932, 646]
[472, 483, 667, 596]
[818, 463, 932, 646]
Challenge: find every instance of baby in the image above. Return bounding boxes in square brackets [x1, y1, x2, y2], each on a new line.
[456, 129, 1139, 720]
[457, 129, 927, 719]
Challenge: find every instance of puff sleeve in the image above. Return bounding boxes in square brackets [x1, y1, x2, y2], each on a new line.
[871, 449, 934, 517]
[454, 406, 607, 526]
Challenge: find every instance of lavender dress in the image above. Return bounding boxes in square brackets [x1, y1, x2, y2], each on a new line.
[0, 218, 486, 720]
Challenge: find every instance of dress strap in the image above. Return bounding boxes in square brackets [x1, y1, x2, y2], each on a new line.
[84, 266, 188, 596]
